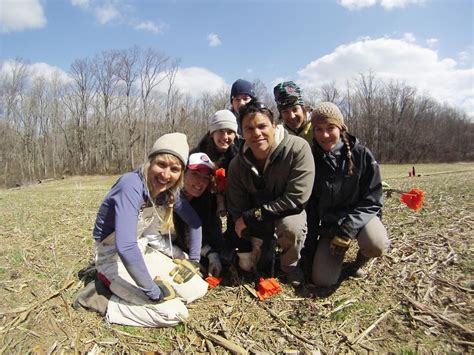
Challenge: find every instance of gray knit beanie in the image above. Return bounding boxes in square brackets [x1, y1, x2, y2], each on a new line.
[148, 132, 189, 166]
[208, 110, 238, 134]
[311, 102, 347, 131]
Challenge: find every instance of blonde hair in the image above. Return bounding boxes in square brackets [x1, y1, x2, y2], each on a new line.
[144, 153, 185, 232]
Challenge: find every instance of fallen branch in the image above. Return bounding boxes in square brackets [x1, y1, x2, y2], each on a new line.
[326, 299, 358, 318]
[0, 279, 74, 332]
[430, 275, 474, 294]
[405, 295, 474, 340]
[195, 327, 248, 354]
[350, 309, 393, 345]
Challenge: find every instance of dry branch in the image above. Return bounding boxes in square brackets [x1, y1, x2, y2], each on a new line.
[405, 295, 474, 340]
[350, 309, 393, 345]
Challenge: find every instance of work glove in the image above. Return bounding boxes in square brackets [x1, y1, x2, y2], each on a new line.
[169, 259, 203, 284]
[153, 277, 176, 302]
[236, 252, 255, 272]
[330, 235, 351, 257]
[207, 252, 222, 277]
[236, 237, 263, 272]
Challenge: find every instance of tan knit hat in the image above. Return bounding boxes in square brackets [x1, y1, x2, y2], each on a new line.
[148, 132, 189, 166]
[311, 102, 347, 131]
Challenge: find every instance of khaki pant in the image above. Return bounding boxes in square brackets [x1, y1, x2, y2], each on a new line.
[275, 211, 307, 273]
[312, 216, 390, 287]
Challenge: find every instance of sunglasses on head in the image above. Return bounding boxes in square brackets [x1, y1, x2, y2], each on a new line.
[239, 100, 270, 118]
[277, 97, 298, 108]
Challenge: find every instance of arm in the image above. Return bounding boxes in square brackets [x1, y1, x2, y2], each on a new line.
[173, 193, 202, 261]
[112, 177, 162, 300]
[242, 140, 315, 225]
[338, 148, 383, 238]
[226, 158, 253, 237]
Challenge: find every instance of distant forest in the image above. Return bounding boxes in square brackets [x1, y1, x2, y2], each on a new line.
[1, 47, 473, 188]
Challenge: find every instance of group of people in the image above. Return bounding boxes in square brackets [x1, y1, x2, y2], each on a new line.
[73, 79, 390, 328]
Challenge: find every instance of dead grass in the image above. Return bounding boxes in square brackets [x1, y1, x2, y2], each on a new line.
[0, 164, 473, 353]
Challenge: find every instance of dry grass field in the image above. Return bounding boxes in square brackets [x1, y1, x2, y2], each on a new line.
[1, 163, 473, 354]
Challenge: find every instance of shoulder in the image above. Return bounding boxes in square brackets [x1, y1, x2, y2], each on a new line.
[114, 170, 144, 189]
[285, 134, 312, 153]
[110, 170, 146, 199]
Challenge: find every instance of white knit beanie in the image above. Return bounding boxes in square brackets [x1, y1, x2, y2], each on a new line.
[208, 110, 238, 134]
[148, 132, 189, 166]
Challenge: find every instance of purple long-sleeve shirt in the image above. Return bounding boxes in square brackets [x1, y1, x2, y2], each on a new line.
[93, 166, 202, 300]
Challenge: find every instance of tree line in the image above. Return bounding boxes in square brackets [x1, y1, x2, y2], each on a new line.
[1, 46, 473, 188]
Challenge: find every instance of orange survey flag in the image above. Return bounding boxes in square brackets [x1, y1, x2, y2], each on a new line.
[400, 188, 425, 211]
[215, 168, 227, 193]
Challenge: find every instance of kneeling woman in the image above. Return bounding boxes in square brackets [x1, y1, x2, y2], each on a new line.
[310, 102, 390, 288]
[92, 133, 207, 327]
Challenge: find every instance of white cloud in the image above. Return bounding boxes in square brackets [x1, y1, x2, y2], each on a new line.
[339, 0, 424, 10]
[134, 20, 166, 34]
[426, 38, 438, 48]
[28, 63, 72, 84]
[380, 0, 424, 10]
[0, 0, 46, 33]
[1, 60, 72, 85]
[207, 33, 222, 47]
[71, 0, 169, 33]
[338, 0, 376, 10]
[457, 46, 473, 66]
[156, 67, 226, 96]
[70, 0, 90, 10]
[95, 4, 120, 25]
[402, 32, 416, 43]
[297, 37, 474, 115]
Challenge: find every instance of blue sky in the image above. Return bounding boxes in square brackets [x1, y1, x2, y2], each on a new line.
[1, 0, 473, 114]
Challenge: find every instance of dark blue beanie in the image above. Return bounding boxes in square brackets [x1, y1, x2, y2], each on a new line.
[230, 79, 256, 103]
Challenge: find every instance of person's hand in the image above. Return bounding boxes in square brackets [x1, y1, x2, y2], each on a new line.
[250, 237, 263, 265]
[153, 277, 176, 302]
[207, 252, 222, 277]
[169, 259, 203, 284]
[235, 217, 247, 238]
[330, 235, 351, 257]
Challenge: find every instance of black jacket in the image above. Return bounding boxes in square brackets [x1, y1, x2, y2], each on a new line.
[310, 133, 383, 239]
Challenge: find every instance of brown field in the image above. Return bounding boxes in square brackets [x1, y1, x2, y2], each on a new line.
[1, 163, 473, 353]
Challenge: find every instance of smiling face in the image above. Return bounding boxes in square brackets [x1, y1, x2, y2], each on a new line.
[183, 169, 212, 199]
[211, 128, 236, 152]
[242, 112, 276, 161]
[313, 121, 342, 152]
[147, 154, 183, 197]
[232, 94, 252, 114]
[280, 104, 306, 131]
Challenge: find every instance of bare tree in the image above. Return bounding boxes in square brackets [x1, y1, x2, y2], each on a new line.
[140, 48, 169, 159]
[63, 58, 96, 173]
[117, 47, 141, 169]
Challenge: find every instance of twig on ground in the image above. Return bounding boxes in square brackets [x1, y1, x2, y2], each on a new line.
[405, 295, 474, 340]
[350, 309, 393, 345]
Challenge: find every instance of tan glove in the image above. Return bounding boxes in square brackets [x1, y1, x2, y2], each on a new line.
[169, 259, 202, 284]
[153, 277, 176, 302]
[237, 252, 255, 272]
[330, 235, 351, 257]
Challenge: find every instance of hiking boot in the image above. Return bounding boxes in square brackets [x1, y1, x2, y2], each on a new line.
[73, 279, 112, 315]
[343, 251, 370, 279]
[287, 266, 305, 288]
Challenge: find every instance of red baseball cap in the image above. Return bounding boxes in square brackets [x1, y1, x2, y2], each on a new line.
[187, 153, 215, 174]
